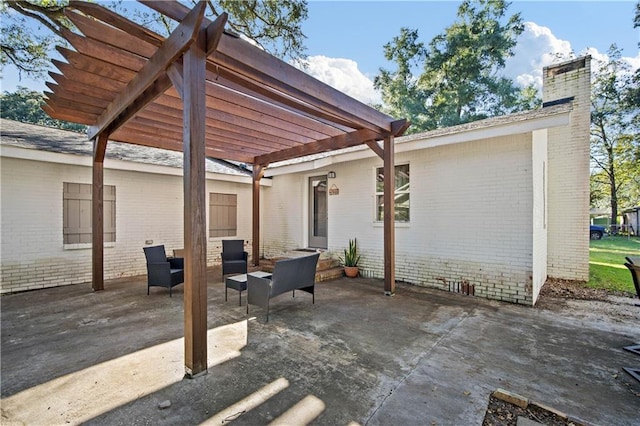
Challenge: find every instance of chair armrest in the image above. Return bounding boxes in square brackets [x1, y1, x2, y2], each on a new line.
[243, 251, 249, 261]
[169, 257, 184, 269]
[247, 275, 271, 309]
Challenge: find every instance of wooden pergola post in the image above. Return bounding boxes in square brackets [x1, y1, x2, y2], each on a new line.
[182, 33, 208, 378]
[45, 2, 408, 377]
[252, 165, 264, 267]
[92, 133, 108, 292]
[383, 135, 396, 295]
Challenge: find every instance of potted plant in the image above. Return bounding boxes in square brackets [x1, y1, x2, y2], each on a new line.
[340, 238, 360, 278]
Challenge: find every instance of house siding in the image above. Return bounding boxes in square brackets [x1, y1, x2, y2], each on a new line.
[0, 156, 254, 294]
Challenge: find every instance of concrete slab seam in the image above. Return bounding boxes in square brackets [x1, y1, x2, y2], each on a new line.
[363, 311, 471, 425]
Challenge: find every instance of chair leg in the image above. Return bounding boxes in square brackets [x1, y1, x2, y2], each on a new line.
[225, 286, 228, 302]
[238, 291, 242, 307]
[147, 285, 150, 295]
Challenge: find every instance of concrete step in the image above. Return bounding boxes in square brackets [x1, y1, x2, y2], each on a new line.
[254, 257, 343, 282]
[316, 266, 344, 282]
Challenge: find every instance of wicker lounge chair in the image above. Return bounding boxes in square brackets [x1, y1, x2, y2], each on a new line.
[221, 240, 248, 278]
[143, 245, 184, 297]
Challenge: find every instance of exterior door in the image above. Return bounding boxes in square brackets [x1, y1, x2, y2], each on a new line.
[309, 176, 328, 248]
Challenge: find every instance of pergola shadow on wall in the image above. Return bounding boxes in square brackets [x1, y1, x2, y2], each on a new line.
[43, 0, 408, 376]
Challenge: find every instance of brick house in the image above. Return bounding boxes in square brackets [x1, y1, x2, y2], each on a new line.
[260, 56, 591, 306]
[0, 57, 590, 305]
[0, 121, 263, 293]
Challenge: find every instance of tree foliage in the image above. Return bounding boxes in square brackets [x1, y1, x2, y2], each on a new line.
[202, 0, 307, 61]
[589, 45, 640, 230]
[374, 0, 539, 133]
[1, 0, 308, 80]
[0, 0, 70, 79]
[1, 86, 86, 131]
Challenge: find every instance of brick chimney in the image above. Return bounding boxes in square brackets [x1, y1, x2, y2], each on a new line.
[543, 56, 591, 281]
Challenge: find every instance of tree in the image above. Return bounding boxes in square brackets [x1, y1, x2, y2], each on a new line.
[1, 86, 86, 131]
[1, 0, 308, 80]
[590, 45, 640, 232]
[0, 0, 69, 79]
[374, 28, 431, 130]
[375, 0, 539, 133]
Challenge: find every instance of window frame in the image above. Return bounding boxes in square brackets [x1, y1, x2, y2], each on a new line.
[374, 163, 410, 223]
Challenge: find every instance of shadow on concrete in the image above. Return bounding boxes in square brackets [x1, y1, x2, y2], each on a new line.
[1, 271, 639, 425]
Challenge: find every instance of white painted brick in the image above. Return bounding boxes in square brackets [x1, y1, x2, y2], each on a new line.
[1, 157, 255, 294]
[543, 58, 591, 282]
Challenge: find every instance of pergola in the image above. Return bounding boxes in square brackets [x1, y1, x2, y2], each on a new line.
[43, 0, 408, 377]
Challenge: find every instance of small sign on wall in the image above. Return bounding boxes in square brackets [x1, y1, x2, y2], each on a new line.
[329, 184, 339, 196]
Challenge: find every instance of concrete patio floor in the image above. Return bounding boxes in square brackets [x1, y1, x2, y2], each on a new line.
[1, 270, 639, 425]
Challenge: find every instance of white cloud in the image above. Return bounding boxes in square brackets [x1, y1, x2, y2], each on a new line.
[293, 55, 382, 106]
[505, 22, 640, 91]
[504, 22, 573, 90]
[292, 24, 640, 109]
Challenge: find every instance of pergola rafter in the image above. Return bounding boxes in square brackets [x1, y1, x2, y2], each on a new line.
[42, 0, 408, 377]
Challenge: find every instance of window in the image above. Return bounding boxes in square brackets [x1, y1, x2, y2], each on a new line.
[376, 164, 410, 222]
[63, 183, 116, 244]
[209, 193, 237, 237]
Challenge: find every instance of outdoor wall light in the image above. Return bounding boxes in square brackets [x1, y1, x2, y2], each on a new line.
[327, 171, 336, 179]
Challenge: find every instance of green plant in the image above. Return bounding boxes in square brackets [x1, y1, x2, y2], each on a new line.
[340, 238, 361, 267]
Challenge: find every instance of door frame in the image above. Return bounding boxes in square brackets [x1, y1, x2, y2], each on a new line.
[308, 175, 328, 249]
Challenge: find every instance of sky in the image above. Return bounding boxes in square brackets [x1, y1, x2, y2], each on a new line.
[2, 0, 639, 106]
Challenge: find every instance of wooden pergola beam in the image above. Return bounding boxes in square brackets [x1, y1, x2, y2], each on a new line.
[205, 62, 360, 132]
[66, 2, 360, 136]
[41, 0, 409, 380]
[108, 127, 256, 163]
[61, 28, 146, 72]
[66, 8, 158, 58]
[52, 60, 128, 93]
[139, 0, 395, 134]
[46, 82, 110, 109]
[48, 72, 117, 101]
[366, 140, 384, 159]
[87, 2, 206, 140]
[69, 0, 164, 47]
[42, 103, 96, 125]
[254, 128, 379, 165]
[57, 47, 137, 84]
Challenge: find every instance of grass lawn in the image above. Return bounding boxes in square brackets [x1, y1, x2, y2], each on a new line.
[589, 236, 640, 294]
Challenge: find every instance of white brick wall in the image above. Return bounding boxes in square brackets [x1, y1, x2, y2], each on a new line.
[544, 57, 591, 281]
[0, 157, 254, 294]
[262, 173, 306, 257]
[264, 133, 538, 305]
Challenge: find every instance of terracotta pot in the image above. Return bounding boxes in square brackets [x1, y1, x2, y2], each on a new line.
[344, 266, 358, 278]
